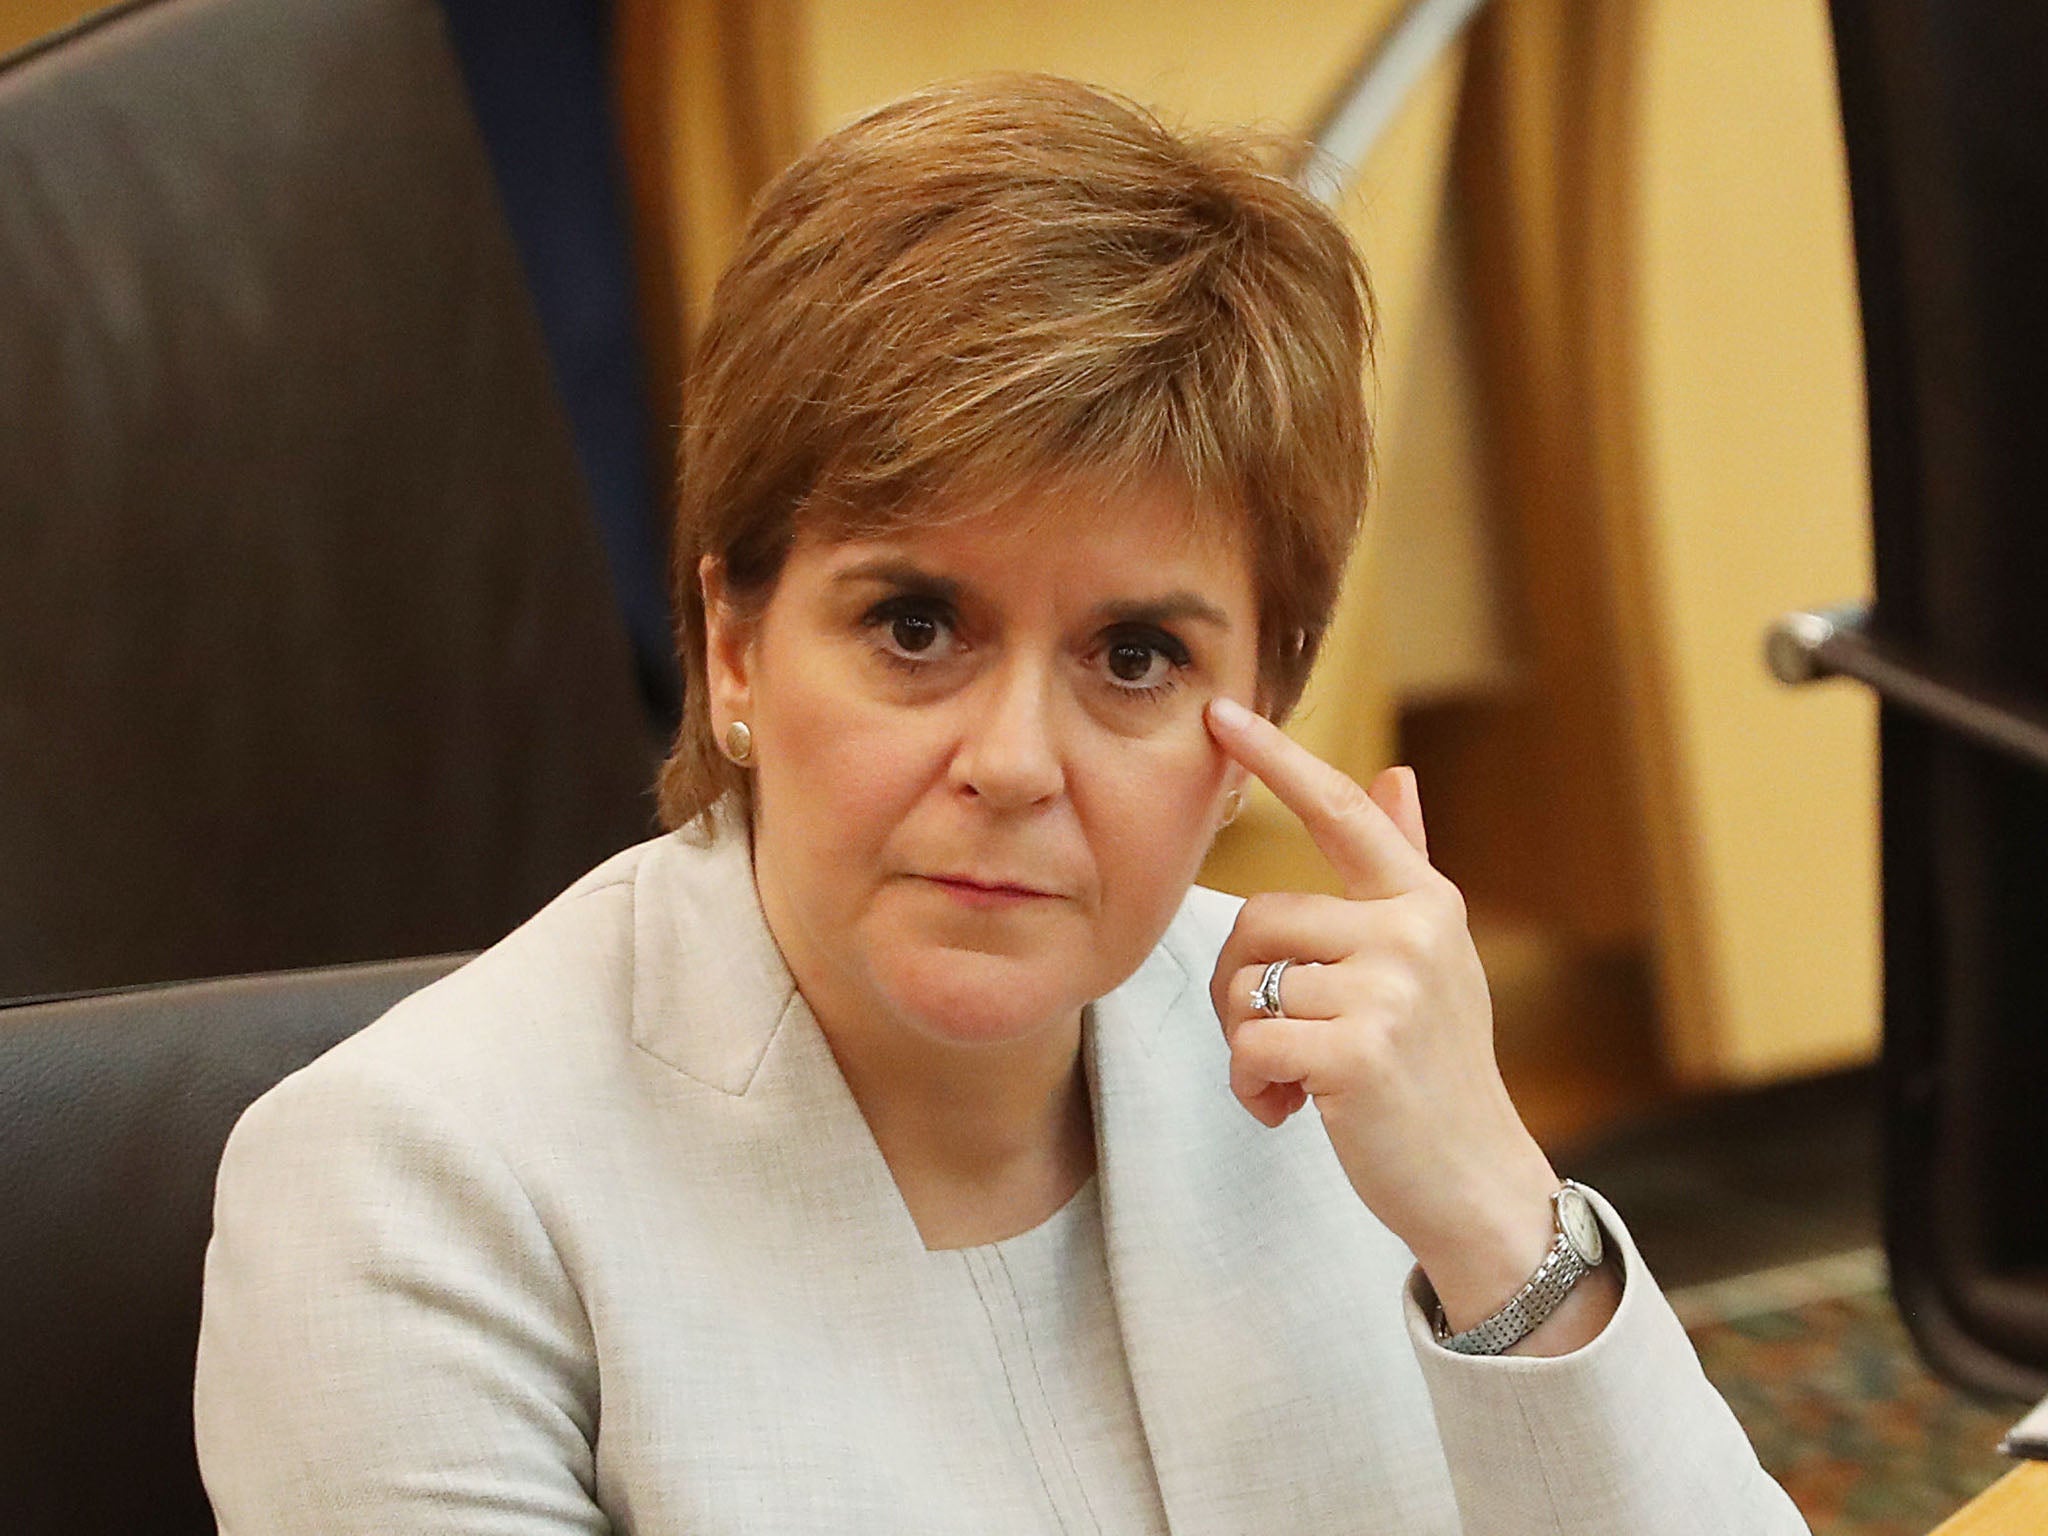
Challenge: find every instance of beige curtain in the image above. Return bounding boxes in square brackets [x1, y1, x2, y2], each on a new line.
[1324, 0, 1876, 1091]
[613, 0, 810, 480]
[1399, 0, 1658, 948]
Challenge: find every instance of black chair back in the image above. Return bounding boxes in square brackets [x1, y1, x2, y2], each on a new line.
[0, 956, 462, 1535]
[0, 0, 660, 1003]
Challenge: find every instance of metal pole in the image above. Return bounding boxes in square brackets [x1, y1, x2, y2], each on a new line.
[1299, 0, 1496, 206]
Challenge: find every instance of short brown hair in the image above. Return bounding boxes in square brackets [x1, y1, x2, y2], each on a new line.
[658, 73, 1375, 829]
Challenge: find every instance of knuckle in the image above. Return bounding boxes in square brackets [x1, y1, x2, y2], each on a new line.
[1241, 889, 1315, 942]
[1426, 874, 1470, 925]
[1388, 908, 1438, 961]
[1365, 967, 1424, 1019]
[1391, 970, 1427, 1016]
[1239, 891, 1287, 933]
[1339, 1020, 1392, 1080]
[1380, 997, 1424, 1046]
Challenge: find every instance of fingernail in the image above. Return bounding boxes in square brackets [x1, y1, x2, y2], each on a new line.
[1208, 696, 1254, 730]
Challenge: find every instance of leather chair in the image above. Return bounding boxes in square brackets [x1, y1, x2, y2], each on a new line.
[1829, 0, 2048, 1398]
[0, 0, 663, 1003]
[0, 957, 462, 1535]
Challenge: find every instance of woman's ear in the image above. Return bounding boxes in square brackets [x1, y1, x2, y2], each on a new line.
[699, 555, 757, 732]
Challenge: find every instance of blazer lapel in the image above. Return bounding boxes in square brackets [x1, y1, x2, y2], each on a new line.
[1089, 916, 1453, 1535]
[628, 814, 794, 1096]
[624, 817, 928, 1255]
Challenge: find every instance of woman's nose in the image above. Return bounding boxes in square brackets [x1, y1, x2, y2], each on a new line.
[951, 659, 1066, 810]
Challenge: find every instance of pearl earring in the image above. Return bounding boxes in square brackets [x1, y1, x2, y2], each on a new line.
[723, 720, 754, 765]
[1220, 789, 1244, 827]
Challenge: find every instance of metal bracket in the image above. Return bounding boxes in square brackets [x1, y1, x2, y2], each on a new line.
[1765, 602, 2048, 776]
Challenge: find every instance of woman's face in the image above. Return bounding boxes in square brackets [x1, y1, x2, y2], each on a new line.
[704, 476, 1260, 1056]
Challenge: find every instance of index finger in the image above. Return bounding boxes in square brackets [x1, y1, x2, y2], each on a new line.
[1206, 696, 1432, 901]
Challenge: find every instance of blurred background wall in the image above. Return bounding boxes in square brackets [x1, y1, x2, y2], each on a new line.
[2, 0, 1878, 1144]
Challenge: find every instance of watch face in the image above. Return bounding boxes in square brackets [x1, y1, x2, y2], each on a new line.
[1557, 1186, 1604, 1265]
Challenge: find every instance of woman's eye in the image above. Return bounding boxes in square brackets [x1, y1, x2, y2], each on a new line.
[890, 613, 942, 654]
[864, 598, 959, 666]
[1107, 641, 1167, 685]
[1100, 630, 1189, 693]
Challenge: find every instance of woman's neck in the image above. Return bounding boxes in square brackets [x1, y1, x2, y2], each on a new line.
[820, 1008, 1097, 1250]
[744, 822, 1099, 1248]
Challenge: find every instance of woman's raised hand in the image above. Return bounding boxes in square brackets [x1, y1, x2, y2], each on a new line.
[1204, 697, 1582, 1335]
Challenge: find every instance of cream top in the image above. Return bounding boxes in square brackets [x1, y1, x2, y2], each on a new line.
[942, 1178, 1171, 1535]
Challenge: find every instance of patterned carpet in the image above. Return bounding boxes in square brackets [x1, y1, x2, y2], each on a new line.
[1678, 1251, 2029, 1535]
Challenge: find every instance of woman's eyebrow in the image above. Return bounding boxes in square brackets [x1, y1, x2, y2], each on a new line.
[829, 559, 1230, 630]
[830, 557, 961, 602]
[1097, 592, 1234, 630]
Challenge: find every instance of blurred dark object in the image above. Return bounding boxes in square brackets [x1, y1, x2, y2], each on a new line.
[0, 0, 664, 1001]
[1828, 0, 2048, 1399]
[0, 956, 461, 1536]
[1574, 1068, 1881, 1291]
[437, 0, 680, 721]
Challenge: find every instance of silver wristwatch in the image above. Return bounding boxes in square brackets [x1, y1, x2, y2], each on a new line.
[1433, 1181, 1607, 1356]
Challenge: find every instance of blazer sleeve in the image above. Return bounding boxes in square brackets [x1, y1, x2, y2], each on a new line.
[194, 1049, 609, 1536]
[1400, 1188, 1810, 1535]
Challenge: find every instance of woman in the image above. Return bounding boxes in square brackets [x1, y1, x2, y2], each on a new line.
[196, 75, 1807, 1533]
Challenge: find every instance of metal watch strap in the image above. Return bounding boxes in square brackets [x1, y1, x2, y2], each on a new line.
[1432, 1183, 1604, 1356]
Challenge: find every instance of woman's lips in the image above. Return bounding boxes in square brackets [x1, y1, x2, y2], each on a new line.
[920, 874, 1060, 909]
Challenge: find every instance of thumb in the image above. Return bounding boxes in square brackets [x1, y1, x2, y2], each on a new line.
[1367, 766, 1428, 858]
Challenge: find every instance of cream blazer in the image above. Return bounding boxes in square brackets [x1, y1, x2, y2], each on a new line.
[195, 820, 1807, 1534]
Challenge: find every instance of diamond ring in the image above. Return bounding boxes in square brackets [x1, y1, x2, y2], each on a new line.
[1250, 958, 1296, 1018]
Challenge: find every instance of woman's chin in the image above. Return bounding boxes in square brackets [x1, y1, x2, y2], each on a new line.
[878, 950, 1086, 1049]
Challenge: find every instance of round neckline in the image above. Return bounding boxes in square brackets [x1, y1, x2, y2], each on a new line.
[940, 1173, 1100, 1259]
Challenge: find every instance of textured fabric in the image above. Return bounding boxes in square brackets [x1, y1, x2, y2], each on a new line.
[944, 1179, 1170, 1536]
[195, 816, 1808, 1533]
